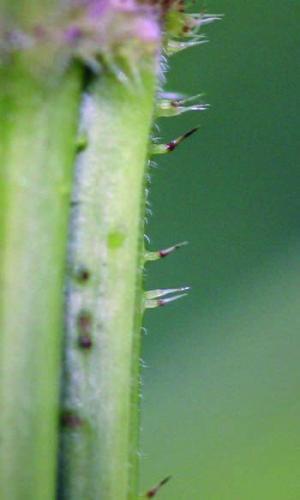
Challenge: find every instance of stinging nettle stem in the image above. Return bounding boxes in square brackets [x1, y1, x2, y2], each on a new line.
[0, 0, 218, 497]
[60, 67, 157, 499]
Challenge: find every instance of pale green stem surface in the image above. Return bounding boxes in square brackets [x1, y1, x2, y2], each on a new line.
[60, 67, 157, 500]
[0, 59, 82, 499]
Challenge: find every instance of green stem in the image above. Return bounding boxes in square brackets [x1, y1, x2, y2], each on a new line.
[60, 67, 157, 499]
[0, 59, 82, 499]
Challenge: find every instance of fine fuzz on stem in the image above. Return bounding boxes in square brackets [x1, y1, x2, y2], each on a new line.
[60, 68, 157, 499]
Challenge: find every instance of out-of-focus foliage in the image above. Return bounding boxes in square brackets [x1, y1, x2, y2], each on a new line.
[141, 1, 300, 498]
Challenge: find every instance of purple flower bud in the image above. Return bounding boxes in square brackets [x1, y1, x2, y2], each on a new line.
[64, 26, 83, 44]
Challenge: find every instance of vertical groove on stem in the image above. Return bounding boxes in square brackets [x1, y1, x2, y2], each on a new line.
[0, 59, 82, 500]
[60, 66, 157, 499]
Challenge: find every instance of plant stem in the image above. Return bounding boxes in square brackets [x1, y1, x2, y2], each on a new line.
[60, 67, 157, 499]
[0, 59, 82, 499]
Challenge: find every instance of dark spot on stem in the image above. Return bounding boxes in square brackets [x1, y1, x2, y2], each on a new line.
[70, 200, 80, 207]
[77, 310, 92, 334]
[77, 310, 93, 349]
[78, 333, 93, 349]
[61, 411, 83, 429]
[75, 265, 90, 283]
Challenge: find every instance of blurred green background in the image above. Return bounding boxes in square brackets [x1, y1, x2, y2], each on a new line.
[140, 2, 300, 499]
